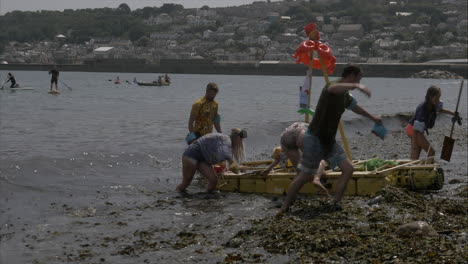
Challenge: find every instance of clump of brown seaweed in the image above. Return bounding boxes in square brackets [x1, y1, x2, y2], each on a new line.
[228, 186, 467, 263]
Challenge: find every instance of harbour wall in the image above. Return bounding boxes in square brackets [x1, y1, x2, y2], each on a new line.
[0, 61, 466, 78]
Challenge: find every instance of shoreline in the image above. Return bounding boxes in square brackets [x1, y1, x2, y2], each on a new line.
[0, 61, 467, 78]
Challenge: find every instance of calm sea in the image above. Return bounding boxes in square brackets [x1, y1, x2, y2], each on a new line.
[0, 71, 467, 263]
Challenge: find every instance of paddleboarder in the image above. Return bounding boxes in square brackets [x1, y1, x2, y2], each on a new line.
[49, 67, 59, 91]
[5, 73, 17, 88]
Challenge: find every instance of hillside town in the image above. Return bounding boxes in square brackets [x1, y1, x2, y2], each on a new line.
[0, 0, 467, 65]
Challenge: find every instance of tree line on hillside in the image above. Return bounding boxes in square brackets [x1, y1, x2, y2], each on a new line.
[0, 3, 184, 50]
[0, 0, 461, 54]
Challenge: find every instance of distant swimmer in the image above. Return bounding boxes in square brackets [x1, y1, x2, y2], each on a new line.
[5, 73, 18, 88]
[49, 67, 59, 91]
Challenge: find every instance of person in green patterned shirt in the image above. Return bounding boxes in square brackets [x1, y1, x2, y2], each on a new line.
[186, 82, 222, 144]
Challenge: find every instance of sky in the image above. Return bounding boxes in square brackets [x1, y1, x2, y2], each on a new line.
[0, 0, 278, 14]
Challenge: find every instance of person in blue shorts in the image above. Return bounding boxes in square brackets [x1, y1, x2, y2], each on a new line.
[176, 128, 247, 195]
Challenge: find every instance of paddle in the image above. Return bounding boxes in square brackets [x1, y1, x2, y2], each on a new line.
[0, 79, 8, 89]
[440, 80, 464, 162]
[58, 78, 72, 91]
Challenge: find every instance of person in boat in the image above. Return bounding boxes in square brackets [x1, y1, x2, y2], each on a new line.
[406, 85, 461, 160]
[160, 75, 168, 85]
[279, 65, 382, 214]
[49, 68, 59, 91]
[133, 77, 137, 83]
[154, 76, 163, 85]
[176, 128, 247, 195]
[164, 74, 171, 83]
[186, 82, 222, 144]
[5, 73, 17, 88]
[262, 122, 329, 195]
[115, 76, 120, 84]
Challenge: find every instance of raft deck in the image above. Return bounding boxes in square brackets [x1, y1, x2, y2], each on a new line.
[217, 159, 444, 196]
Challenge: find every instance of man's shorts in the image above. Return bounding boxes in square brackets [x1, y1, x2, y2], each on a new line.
[183, 141, 205, 165]
[298, 130, 347, 175]
[51, 77, 58, 84]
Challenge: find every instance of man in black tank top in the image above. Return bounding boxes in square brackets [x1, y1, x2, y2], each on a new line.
[279, 65, 382, 214]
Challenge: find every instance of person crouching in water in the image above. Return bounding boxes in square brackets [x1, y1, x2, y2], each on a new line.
[176, 128, 247, 195]
[406, 85, 460, 160]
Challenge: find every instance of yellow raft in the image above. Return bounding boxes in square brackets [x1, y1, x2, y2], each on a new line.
[217, 159, 444, 196]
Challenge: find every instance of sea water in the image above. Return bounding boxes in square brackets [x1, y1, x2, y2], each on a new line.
[0, 71, 467, 263]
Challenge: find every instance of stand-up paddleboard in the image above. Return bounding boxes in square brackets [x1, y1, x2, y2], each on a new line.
[48, 90, 61, 94]
[9, 87, 35, 90]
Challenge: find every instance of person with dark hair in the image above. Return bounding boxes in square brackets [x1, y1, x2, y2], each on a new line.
[406, 85, 461, 160]
[176, 128, 247, 195]
[186, 82, 222, 144]
[49, 67, 59, 91]
[5, 73, 17, 88]
[279, 65, 382, 214]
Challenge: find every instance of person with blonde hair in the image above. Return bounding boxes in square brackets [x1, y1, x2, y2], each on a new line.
[176, 128, 247, 195]
[406, 85, 461, 160]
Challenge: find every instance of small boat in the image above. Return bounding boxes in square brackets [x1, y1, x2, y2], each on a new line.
[217, 159, 444, 196]
[136, 81, 170, 87]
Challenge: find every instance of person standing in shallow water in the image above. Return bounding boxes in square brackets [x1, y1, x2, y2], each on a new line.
[406, 85, 461, 160]
[176, 128, 247, 195]
[49, 67, 59, 91]
[186, 82, 222, 144]
[5, 73, 17, 88]
[279, 65, 382, 214]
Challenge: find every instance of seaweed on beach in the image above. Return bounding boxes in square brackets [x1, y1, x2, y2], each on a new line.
[228, 186, 468, 263]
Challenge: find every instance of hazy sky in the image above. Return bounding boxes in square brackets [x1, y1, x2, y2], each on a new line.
[0, 0, 275, 14]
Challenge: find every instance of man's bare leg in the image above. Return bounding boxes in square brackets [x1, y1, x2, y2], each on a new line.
[333, 158, 354, 202]
[278, 171, 312, 215]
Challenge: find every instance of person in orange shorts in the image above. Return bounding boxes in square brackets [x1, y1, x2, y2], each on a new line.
[406, 85, 461, 160]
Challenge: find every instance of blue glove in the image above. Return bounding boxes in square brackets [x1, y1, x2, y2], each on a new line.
[372, 123, 387, 140]
[452, 111, 462, 125]
[185, 132, 197, 145]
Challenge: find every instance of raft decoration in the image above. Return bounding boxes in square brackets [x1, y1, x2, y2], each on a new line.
[292, 23, 336, 74]
[297, 108, 315, 116]
[217, 159, 444, 196]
